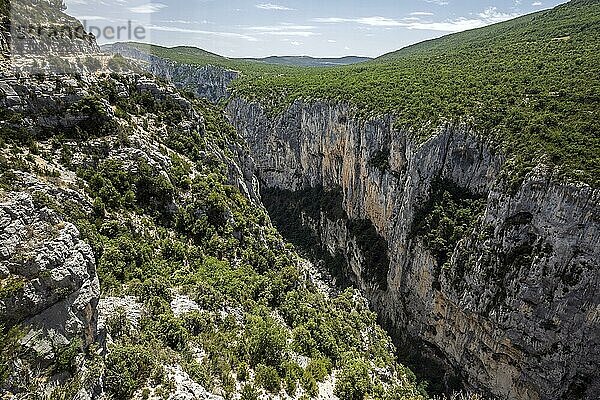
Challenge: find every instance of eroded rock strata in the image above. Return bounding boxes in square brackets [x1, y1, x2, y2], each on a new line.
[0, 192, 100, 390]
[103, 43, 239, 103]
[226, 98, 600, 400]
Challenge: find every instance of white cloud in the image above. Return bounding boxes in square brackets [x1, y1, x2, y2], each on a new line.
[358, 16, 405, 26]
[403, 20, 486, 31]
[328, 39, 337, 43]
[256, 3, 295, 11]
[246, 25, 315, 31]
[410, 12, 434, 16]
[313, 17, 403, 27]
[159, 19, 210, 25]
[128, 3, 167, 14]
[244, 24, 319, 37]
[532, 1, 542, 6]
[313, 7, 518, 33]
[262, 31, 318, 37]
[477, 7, 518, 23]
[74, 15, 108, 21]
[424, 0, 449, 5]
[290, 41, 302, 46]
[147, 25, 258, 41]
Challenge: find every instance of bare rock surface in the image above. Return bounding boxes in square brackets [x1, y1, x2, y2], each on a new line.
[226, 97, 600, 400]
[103, 43, 239, 103]
[0, 191, 100, 384]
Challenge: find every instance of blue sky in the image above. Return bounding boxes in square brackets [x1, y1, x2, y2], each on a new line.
[65, 0, 568, 58]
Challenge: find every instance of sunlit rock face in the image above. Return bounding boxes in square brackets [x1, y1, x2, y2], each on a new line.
[226, 97, 600, 400]
[0, 192, 100, 389]
[102, 43, 239, 103]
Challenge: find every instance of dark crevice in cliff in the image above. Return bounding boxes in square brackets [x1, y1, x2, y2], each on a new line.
[261, 186, 389, 291]
[411, 178, 487, 289]
[382, 319, 467, 396]
[261, 185, 471, 395]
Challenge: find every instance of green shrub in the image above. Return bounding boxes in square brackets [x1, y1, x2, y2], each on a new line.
[104, 344, 157, 399]
[55, 338, 83, 373]
[412, 179, 485, 269]
[282, 360, 302, 395]
[306, 357, 331, 382]
[334, 359, 372, 400]
[0, 325, 23, 385]
[254, 364, 281, 394]
[182, 311, 214, 336]
[92, 197, 106, 218]
[0, 277, 26, 299]
[182, 360, 213, 392]
[236, 362, 249, 382]
[66, 96, 114, 140]
[157, 315, 188, 351]
[108, 54, 131, 72]
[0, 170, 18, 191]
[291, 325, 317, 357]
[240, 384, 260, 400]
[106, 308, 131, 338]
[245, 314, 287, 367]
[300, 368, 318, 397]
[84, 56, 102, 71]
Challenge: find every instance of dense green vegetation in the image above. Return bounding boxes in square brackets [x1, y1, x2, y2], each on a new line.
[412, 179, 486, 273]
[0, 72, 425, 399]
[133, 0, 600, 187]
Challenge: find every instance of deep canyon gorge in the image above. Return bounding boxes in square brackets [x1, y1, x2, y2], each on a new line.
[111, 43, 600, 396]
[2, 1, 599, 399]
[226, 97, 600, 400]
[113, 44, 600, 397]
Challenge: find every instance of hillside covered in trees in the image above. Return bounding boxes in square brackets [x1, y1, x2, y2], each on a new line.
[131, 0, 600, 188]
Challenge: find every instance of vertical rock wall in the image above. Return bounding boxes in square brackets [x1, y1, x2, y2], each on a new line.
[226, 97, 600, 400]
[103, 43, 239, 103]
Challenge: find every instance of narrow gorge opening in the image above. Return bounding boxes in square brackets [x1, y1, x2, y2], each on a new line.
[261, 184, 467, 395]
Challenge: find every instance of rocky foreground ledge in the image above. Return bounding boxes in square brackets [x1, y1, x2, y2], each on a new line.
[0, 192, 100, 389]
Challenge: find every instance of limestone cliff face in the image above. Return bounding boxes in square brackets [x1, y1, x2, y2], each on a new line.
[226, 97, 600, 400]
[104, 43, 239, 103]
[0, 192, 100, 389]
[8, 0, 98, 58]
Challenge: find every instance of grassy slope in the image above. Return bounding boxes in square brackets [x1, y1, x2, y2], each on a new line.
[130, 0, 599, 187]
[127, 43, 229, 66]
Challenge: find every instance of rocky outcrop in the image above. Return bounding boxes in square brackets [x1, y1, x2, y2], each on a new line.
[10, 0, 99, 58]
[0, 192, 100, 388]
[0, 0, 100, 76]
[0, 29, 9, 57]
[104, 43, 239, 103]
[226, 97, 600, 400]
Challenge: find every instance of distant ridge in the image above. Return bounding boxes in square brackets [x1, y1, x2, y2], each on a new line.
[245, 55, 371, 67]
[101, 43, 370, 67]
